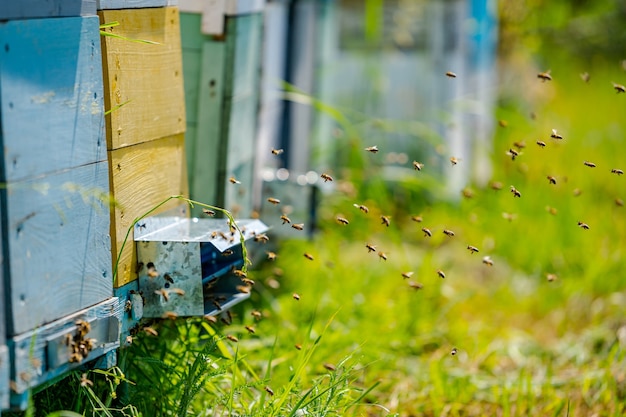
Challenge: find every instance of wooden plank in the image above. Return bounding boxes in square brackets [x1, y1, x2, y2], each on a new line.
[0, 16, 107, 182]
[97, 0, 177, 9]
[188, 40, 225, 215]
[99, 7, 186, 150]
[0, 345, 7, 411]
[179, 0, 226, 35]
[219, 14, 262, 216]
[109, 134, 188, 287]
[9, 298, 120, 397]
[0, 0, 96, 19]
[2, 161, 112, 336]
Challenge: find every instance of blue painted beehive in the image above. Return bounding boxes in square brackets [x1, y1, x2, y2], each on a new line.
[0, 14, 119, 408]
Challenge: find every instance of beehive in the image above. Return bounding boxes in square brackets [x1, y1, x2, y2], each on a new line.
[99, 6, 188, 287]
[180, 7, 263, 217]
[0, 15, 113, 336]
[0, 0, 96, 20]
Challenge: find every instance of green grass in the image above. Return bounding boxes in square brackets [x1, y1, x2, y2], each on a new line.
[16, 22, 626, 417]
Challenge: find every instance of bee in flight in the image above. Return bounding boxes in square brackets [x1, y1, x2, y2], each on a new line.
[353, 203, 369, 213]
[336, 216, 349, 225]
[550, 129, 563, 140]
[580, 72, 590, 83]
[443, 229, 455, 237]
[611, 168, 623, 175]
[303, 253, 314, 261]
[449, 157, 459, 166]
[202, 208, 216, 216]
[507, 148, 519, 161]
[267, 197, 281, 205]
[366, 243, 377, 253]
[422, 227, 432, 237]
[510, 186, 521, 198]
[482, 256, 494, 266]
[413, 161, 424, 171]
[380, 215, 391, 227]
[292, 223, 304, 231]
[280, 214, 291, 224]
[411, 215, 423, 222]
[584, 161, 596, 168]
[577, 221, 590, 230]
[320, 173, 333, 182]
[437, 270, 446, 279]
[401, 271, 414, 279]
[271, 148, 284, 155]
[378, 252, 388, 261]
[547, 176, 557, 185]
[229, 176, 241, 184]
[408, 281, 423, 290]
[445, 71, 457, 78]
[613, 82, 625, 93]
[537, 70, 552, 81]
[364, 145, 379, 153]
[536, 140, 546, 148]
[292, 293, 301, 301]
[467, 245, 479, 254]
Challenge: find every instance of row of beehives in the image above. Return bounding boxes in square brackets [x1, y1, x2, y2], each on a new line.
[0, 0, 274, 410]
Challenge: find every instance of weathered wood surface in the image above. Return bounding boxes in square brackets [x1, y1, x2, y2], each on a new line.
[220, 14, 262, 217]
[2, 162, 112, 336]
[109, 134, 188, 287]
[0, 345, 9, 411]
[99, 7, 186, 150]
[0, 16, 106, 182]
[181, 12, 225, 215]
[9, 297, 121, 397]
[0, 0, 96, 19]
[97, 0, 177, 10]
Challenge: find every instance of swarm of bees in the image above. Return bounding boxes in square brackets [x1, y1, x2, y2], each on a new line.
[65, 320, 97, 364]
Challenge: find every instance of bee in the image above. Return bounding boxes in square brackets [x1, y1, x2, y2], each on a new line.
[170, 288, 185, 296]
[437, 270, 446, 279]
[264, 386, 275, 396]
[408, 281, 423, 290]
[580, 72, 590, 83]
[613, 82, 626, 93]
[498, 120, 508, 128]
[226, 335, 238, 343]
[443, 229, 455, 237]
[451, 347, 458, 356]
[162, 311, 178, 320]
[546, 273, 558, 282]
[467, 245, 479, 254]
[241, 278, 255, 286]
[616, 198, 624, 207]
[254, 233, 270, 243]
[401, 271, 414, 279]
[422, 227, 432, 237]
[212, 300, 222, 311]
[204, 315, 218, 323]
[507, 148, 519, 161]
[380, 215, 391, 227]
[267, 197, 281, 205]
[69, 352, 84, 363]
[292, 293, 301, 301]
[202, 208, 216, 216]
[482, 256, 494, 266]
[584, 161, 596, 168]
[155, 288, 169, 302]
[536, 140, 546, 148]
[336, 216, 349, 225]
[353, 203, 369, 213]
[135, 261, 144, 274]
[462, 188, 475, 199]
[233, 269, 247, 278]
[378, 251, 388, 261]
[251, 310, 263, 320]
[413, 161, 424, 171]
[550, 129, 563, 140]
[147, 263, 159, 278]
[573, 188, 582, 197]
[229, 176, 241, 184]
[449, 157, 459, 165]
[245, 325, 255, 334]
[411, 215, 423, 222]
[546, 206, 558, 215]
[611, 169, 623, 175]
[236, 285, 251, 294]
[577, 221, 590, 230]
[547, 175, 557, 185]
[125, 335, 133, 345]
[210, 231, 218, 239]
[266, 251, 277, 261]
[163, 273, 174, 284]
[320, 173, 333, 182]
[323, 363, 337, 371]
[364, 145, 379, 153]
[75, 320, 91, 336]
[510, 186, 521, 198]
[295, 343, 302, 350]
[513, 141, 526, 149]
[222, 249, 234, 257]
[445, 71, 457, 78]
[366, 243, 377, 253]
[537, 70, 552, 81]
[78, 373, 93, 388]
[292, 223, 304, 231]
[271, 148, 284, 155]
[144, 327, 158, 336]
[489, 181, 503, 191]
[303, 253, 314, 261]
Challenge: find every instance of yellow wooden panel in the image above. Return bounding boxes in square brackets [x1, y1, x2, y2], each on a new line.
[109, 134, 188, 287]
[99, 7, 186, 150]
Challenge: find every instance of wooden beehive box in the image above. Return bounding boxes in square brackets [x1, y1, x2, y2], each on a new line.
[0, 0, 96, 20]
[0, 15, 113, 337]
[0, 238, 7, 411]
[99, 6, 188, 287]
[180, 7, 263, 218]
